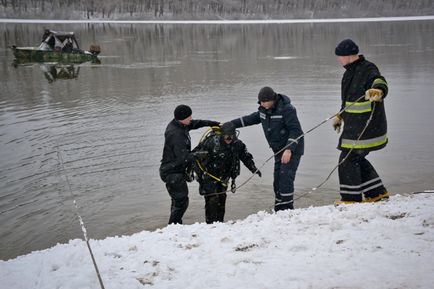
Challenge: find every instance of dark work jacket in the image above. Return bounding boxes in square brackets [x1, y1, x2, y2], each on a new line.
[230, 94, 304, 155]
[193, 134, 257, 195]
[339, 55, 389, 151]
[160, 119, 219, 181]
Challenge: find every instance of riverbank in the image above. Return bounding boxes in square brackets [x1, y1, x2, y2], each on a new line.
[1, 15, 434, 24]
[1, 0, 433, 21]
[1, 192, 433, 289]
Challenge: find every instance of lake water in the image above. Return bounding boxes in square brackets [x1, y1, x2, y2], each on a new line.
[1, 20, 433, 260]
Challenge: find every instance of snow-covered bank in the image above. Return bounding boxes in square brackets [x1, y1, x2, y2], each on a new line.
[1, 193, 434, 289]
[1, 15, 434, 24]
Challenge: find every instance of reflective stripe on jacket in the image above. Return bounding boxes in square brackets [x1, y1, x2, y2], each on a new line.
[231, 94, 304, 155]
[339, 55, 388, 151]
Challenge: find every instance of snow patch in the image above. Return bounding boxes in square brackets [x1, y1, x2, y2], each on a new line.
[1, 193, 433, 289]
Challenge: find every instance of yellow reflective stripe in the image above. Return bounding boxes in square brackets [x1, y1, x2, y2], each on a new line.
[345, 101, 372, 113]
[341, 135, 387, 149]
[372, 78, 387, 87]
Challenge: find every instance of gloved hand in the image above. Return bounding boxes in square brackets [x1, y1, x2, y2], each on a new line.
[332, 116, 342, 133]
[365, 88, 383, 102]
[231, 179, 236, 193]
[252, 168, 262, 177]
[185, 170, 194, 182]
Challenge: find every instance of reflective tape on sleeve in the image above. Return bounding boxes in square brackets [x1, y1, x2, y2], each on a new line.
[372, 78, 388, 87]
[345, 101, 372, 113]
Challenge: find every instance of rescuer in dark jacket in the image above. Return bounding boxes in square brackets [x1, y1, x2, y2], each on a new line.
[160, 104, 219, 224]
[230, 87, 304, 211]
[193, 122, 260, 224]
[332, 39, 389, 204]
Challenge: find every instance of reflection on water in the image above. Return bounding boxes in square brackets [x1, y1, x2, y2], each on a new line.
[0, 21, 433, 260]
[39, 64, 80, 83]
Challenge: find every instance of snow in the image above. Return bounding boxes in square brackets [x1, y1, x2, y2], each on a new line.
[1, 193, 434, 289]
[0, 15, 434, 24]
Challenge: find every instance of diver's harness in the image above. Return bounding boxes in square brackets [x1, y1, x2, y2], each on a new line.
[194, 126, 239, 194]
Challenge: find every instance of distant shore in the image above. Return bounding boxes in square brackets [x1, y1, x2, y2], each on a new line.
[1, 15, 434, 24]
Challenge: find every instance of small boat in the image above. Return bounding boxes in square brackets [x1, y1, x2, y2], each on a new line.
[11, 29, 101, 64]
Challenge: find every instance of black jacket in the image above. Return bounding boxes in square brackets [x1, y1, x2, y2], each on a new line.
[230, 94, 304, 155]
[339, 55, 388, 151]
[193, 134, 257, 194]
[160, 119, 218, 181]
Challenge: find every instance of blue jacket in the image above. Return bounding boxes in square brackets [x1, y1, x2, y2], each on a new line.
[230, 94, 304, 155]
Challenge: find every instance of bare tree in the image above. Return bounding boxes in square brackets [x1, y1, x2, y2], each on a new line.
[1, 0, 433, 19]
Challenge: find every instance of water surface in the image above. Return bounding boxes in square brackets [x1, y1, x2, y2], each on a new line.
[1, 21, 433, 260]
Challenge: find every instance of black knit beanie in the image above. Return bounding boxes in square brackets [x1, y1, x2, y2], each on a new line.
[174, 105, 192, 120]
[258, 86, 276, 102]
[335, 39, 359, 56]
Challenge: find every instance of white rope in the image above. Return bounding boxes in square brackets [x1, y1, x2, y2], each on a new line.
[234, 94, 367, 192]
[294, 102, 377, 201]
[56, 143, 106, 289]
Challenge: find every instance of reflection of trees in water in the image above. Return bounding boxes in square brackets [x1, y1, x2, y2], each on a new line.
[0, 0, 432, 19]
[40, 64, 80, 83]
[94, 21, 434, 60]
[93, 21, 434, 95]
[2, 21, 433, 106]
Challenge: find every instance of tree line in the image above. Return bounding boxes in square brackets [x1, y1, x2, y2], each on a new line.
[1, 0, 433, 19]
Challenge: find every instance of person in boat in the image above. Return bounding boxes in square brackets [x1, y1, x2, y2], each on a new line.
[39, 29, 55, 51]
[192, 122, 260, 224]
[62, 38, 73, 53]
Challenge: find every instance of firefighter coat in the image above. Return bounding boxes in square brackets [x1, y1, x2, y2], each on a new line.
[339, 55, 389, 151]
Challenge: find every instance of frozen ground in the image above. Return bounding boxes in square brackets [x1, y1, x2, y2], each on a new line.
[1, 192, 433, 289]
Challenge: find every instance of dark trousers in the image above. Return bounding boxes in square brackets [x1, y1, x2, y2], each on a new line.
[273, 154, 301, 211]
[204, 193, 227, 224]
[338, 150, 387, 202]
[165, 173, 189, 224]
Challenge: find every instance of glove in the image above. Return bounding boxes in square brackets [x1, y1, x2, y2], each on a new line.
[252, 168, 262, 177]
[365, 88, 383, 102]
[185, 170, 194, 182]
[231, 179, 236, 193]
[332, 116, 342, 134]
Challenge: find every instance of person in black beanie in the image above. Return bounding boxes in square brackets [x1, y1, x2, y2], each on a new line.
[229, 86, 304, 211]
[160, 104, 219, 224]
[332, 39, 390, 204]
